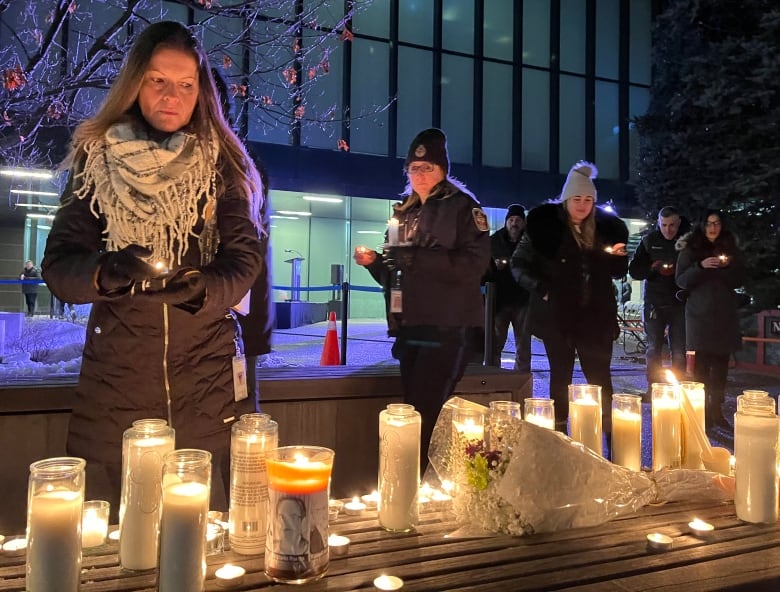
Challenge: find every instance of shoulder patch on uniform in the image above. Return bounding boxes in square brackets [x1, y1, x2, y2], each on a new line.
[472, 208, 489, 232]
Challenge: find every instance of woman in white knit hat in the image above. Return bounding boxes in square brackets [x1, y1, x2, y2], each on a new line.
[511, 162, 628, 446]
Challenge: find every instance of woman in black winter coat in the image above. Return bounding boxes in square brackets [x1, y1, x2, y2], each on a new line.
[353, 128, 490, 470]
[41, 22, 265, 518]
[512, 162, 628, 436]
[675, 210, 745, 432]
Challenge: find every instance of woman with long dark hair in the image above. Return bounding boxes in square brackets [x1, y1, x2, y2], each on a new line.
[676, 209, 745, 433]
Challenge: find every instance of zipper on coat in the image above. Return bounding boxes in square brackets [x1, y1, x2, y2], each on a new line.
[162, 303, 173, 427]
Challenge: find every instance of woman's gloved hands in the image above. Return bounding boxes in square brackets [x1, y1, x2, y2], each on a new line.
[135, 267, 206, 313]
[97, 245, 157, 294]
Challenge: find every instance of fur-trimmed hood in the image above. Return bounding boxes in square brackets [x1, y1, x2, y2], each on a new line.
[525, 202, 628, 258]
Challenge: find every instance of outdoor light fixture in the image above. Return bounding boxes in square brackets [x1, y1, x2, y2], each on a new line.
[0, 168, 53, 179]
[269, 215, 300, 220]
[26, 213, 55, 220]
[14, 203, 58, 210]
[357, 230, 384, 234]
[302, 195, 343, 203]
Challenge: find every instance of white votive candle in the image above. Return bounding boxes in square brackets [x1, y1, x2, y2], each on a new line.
[688, 519, 714, 537]
[81, 501, 110, 548]
[328, 534, 350, 556]
[646, 532, 673, 551]
[362, 491, 380, 510]
[2, 536, 27, 556]
[344, 497, 366, 515]
[374, 574, 404, 590]
[215, 564, 245, 588]
[680, 382, 706, 470]
[387, 218, 400, 245]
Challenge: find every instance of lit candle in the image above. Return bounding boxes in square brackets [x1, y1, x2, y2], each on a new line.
[119, 430, 175, 571]
[264, 446, 334, 584]
[679, 382, 706, 470]
[81, 500, 110, 548]
[328, 499, 344, 521]
[374, 574, 404, 590]
[158, 481, 210, 592]
[688, 518, 714, 537]
[651, 383, 681, 471]
[387, 218, 400, 246]
[206, 521, 224, 555]
[26, 490, 83, 591]
[568, 385, 603, 456]
[2, 536, 27, 556]
[108, 529, 120, 542]
[524, 398, 555, 430]
[327, 534, 350, 556]
[718, 254, 728, 264]
[154, 260, 169, 275]
[378, 404, 420, 533]
[344, 496, 367, 515]
[611, 395, 642, 472]
[646, 532, 673, 551]
[215, 564, 246, 588]
[361, 491, 380, 510]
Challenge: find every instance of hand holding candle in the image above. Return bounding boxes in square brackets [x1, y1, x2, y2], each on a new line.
[387, 218, 400, 246]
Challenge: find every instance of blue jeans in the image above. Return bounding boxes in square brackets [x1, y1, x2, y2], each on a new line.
[643, 303, 686, 382]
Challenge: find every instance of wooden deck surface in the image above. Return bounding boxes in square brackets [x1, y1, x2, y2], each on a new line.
[1, 498, 778, 591]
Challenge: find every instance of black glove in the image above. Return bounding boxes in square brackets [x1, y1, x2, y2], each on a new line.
[383, 246, 415, 271]
[97, 245, 156, 295]
[135, 267, 206, 313]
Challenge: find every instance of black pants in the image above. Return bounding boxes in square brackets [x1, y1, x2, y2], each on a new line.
[493, 303, 532, 372]
[643, 303, 686, 382]
[543, 329, 615, 430]
[393, 326, 471, 472]
[24, 293, 37, 316]
[693, 351, 730, 427]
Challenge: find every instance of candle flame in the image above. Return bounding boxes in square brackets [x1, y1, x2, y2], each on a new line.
[664, 369, 679, 386]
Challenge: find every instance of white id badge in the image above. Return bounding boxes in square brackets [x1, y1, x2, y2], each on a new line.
[390, 288, 403, 313]
[232, 355, 248, 402]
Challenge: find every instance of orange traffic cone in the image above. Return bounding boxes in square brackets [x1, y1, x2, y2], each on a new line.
[320, 311, 341, 366]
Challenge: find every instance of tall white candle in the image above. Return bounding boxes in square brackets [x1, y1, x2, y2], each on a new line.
[119, 435, 175, 570]
[569, 397, 602, 455]
[387, 218, 400, 246]
[652, 387, 681, 471]
[158, 481, 209, 592]
[680, 382, 705, 470]
[611, 408, 642, 471]
[735, 407, 779, 523]
[378, 405, 420, 532]
[26, 490, 83, 592]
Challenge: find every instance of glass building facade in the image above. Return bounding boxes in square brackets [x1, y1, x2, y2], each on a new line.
[1, 0, 657, 322]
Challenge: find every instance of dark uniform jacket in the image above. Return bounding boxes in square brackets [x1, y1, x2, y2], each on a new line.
[511, 203, 629, 339]
[41, 165, 263, 461]
[675, 230, 745, 355]
[20, 265, 40, 294]
[485, 227, 529, 311]
[365, 179, 490, 335]
[628, 221, 689, 308]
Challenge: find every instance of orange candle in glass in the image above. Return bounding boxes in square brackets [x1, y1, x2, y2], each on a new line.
[265, 446, 335, 585]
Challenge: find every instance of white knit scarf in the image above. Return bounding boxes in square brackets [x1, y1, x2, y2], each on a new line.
[74, 122, 218, 267]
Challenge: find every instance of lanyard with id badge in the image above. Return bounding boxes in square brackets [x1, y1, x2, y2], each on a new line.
[232, 337, 248, 402]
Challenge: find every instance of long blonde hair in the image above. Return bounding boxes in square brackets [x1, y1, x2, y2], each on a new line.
[65, 21, 263, 230]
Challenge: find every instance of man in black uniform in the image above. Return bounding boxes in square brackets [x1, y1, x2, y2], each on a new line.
[629, 206, 689, 385]
[485, 204, 531, 372]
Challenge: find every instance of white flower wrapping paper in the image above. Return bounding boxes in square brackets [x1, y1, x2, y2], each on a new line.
[427, 397, 733, 536]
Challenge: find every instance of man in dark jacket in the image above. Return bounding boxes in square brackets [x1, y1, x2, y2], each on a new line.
[485, 204, 531, 372]
[628, 206, 689, 384]
[20, 260, 40, 316]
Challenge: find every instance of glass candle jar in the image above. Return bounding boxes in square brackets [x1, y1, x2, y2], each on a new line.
[26, 456, 86, 592]
[119, 418, 175, 571]
[611, 394, 642, 471]
[568, 384, 603, 456]
[265, 446, 335, 584]
[651, 383, 681, 471]
[524, 398, 555, 429]
[679, 382, 705, 470]
[229, 413, 278, 555]
[378, 404, 421, 533]
[486, 400, 521, 451]
[158, 449, 212, 592]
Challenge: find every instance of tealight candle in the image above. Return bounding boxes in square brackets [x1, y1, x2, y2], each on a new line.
[688, 519, 714, 537]
[215, 564, 246, 588]
[328, 534, 350, 556]
[374, 574, 404, 590]
[646, 533, 673, 551]
[0, 535, 4, 547]
[329, 499, 344, 521]
[362, 491, 380, 510]
[2, 536, 27, 556]
[81, 500, 110, 548]
[344, 496, 366, 515]
[108, 529, 120, 542]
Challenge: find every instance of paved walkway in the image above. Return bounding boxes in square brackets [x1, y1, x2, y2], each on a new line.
[268, 318, 780, 465]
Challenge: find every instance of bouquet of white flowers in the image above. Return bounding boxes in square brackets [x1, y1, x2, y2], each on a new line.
[426, 397, 732, 536]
